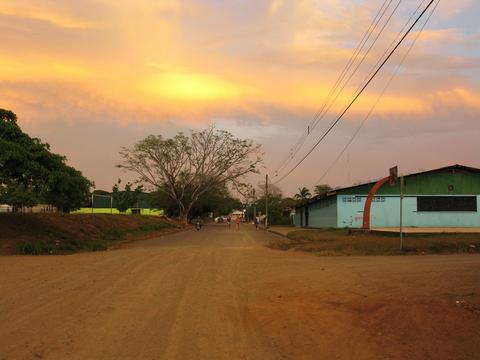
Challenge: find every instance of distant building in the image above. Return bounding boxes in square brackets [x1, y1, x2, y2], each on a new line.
[293, 164, 480, 228]
[0, 204, 56, 213]
[230, 210, 244, 220]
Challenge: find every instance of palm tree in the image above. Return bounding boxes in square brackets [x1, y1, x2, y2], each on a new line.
[294, 187, 311, 202]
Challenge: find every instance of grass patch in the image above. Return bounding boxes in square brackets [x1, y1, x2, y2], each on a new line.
[267, 229, 480, 256]
[1, 213, 181, 256]
[16, 238, 108, 255]
[101, 228, 126, 241]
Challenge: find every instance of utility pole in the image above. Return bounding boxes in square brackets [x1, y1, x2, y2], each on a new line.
[91, 194, 94, 214]
[265, 174, 269, 228]
[253, 188, 256, 221]
[400, 175, 404, 251]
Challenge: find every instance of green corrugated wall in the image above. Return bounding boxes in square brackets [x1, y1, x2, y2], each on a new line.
[338, 169, 480, 196]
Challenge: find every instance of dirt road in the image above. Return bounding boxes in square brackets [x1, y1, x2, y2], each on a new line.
[1, 225, 479, 359]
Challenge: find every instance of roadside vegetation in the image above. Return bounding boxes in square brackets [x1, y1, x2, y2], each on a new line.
[0, 213, 181, 255]
[0, 109, 92, 212]
[268, 228, 480, 256]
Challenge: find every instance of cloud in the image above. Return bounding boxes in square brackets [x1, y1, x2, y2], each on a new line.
[0, 0, 97, 29]
[0, 0, 479, 192]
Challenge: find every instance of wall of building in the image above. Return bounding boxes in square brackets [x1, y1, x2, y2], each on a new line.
[308, 196, 337, 228]
[293, 209, 302, 226]
[337, 195, 480, 228]
[294, 196, 337, 228]
[296, 168, 480, 228]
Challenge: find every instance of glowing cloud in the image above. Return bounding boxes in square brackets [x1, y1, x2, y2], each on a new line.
[142, 71, 244, 102]
[0, 1, 97, 29]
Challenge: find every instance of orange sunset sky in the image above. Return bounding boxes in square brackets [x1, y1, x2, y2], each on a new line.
[1, 0, 479, 195]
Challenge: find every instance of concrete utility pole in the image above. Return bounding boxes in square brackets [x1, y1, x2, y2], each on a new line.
[265, 174, 269, 228]
[400, 175, 404, 251]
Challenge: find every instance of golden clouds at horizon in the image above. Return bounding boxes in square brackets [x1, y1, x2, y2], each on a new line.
[0, 0, 478, 125]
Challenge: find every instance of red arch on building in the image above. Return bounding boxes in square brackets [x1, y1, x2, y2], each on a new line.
[362, 176, 390, 230]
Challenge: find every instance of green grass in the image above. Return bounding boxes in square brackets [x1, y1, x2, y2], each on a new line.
[71, 208, 164, 216]
[268, 228, 480, 256]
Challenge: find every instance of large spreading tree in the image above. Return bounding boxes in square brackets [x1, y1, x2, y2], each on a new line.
[118, 127, 263, 223]
[0, 108, 92, 212]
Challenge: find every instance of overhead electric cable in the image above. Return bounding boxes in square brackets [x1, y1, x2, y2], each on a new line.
[315, 0, 440, 184]
[275, 0, 403, 177]
[273, 0, 393, 173]
[274, 0, 437, 184]
[352, 0, 428, 97]
[308, 0, 402, 133]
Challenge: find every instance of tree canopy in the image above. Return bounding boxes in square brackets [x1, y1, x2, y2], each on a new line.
[0, 109, 92, 212]
[118, 126, 262, 222]
[112, 179, 143, 213]
[314, 184, 333, 196]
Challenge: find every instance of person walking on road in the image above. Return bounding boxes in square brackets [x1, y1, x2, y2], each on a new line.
[227, 216, 231, 229]
[235, 217, 240, 230]
[254, 216, 259, 230]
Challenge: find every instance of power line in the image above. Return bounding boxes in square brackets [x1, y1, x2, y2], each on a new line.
[274, 0, 437, 184]
[274, 0, 394, 174]
[312, 0, 432, 184]
[308, 0, 402, 133]
[352, 0, 429, 97]
[315, 0, 441, 185]
[275, 0, 394, 174]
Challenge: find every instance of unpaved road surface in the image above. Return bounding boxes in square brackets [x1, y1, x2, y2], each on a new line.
[1, 225, 479, 359]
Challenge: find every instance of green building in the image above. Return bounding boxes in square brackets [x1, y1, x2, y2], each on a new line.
[294, 164, 480, 228]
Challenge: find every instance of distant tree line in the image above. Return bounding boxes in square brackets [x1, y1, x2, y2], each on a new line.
[0, 109, 92, 212]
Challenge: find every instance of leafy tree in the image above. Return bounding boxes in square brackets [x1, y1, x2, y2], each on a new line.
[0, 108, 92, 212]
[0, 109, 17, 123]
[118, 126, 262, 223]
[45, 166, 92, 212]
[148, 183, 242, 219]
[254, 193, 291, 226]
[294, 187, 311, 202]
[112, 180, 143, 213]
[190, 184, 242, 218]
[0, 182, 39, 212]
[314, 184, 332, 196]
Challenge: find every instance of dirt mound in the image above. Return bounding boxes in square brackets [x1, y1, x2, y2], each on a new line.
[0, 213, 182, 255]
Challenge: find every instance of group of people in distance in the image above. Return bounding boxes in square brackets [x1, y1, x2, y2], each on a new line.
[226, 216, 259, 230]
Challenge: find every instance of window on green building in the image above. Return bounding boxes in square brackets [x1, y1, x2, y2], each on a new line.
[417, 196, 477, 212]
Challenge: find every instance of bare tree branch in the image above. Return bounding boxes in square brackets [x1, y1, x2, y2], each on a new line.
[118, 126, 263, 223]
